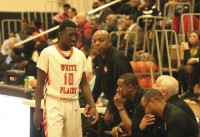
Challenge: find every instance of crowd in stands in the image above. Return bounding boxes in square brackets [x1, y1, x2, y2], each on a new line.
[0, 0, 200, 136]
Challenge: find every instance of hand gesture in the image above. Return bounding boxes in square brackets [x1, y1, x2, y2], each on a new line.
[139, 114, 155, 131]
[33, 110, 43, 130]
[112, 126, 124, 137]
[114, 92, 126, 109]
[84, 104, 99, 124]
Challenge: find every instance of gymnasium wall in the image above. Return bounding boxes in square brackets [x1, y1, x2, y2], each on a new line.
[0, 0, 95, 12]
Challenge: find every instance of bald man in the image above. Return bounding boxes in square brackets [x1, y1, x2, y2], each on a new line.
[91, 30, 133, 133]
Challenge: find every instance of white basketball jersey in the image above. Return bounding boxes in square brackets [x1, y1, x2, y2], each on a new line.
[37, 45, 87, 99]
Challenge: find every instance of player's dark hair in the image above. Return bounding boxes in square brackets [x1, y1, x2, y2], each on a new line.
[58, 20, 76, 32]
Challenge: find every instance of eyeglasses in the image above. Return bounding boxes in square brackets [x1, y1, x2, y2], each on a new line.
[142, 97, 162, 110]
[142, 100, 151, 110]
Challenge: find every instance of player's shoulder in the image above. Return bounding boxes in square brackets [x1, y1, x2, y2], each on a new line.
[73, 47, 85, 56]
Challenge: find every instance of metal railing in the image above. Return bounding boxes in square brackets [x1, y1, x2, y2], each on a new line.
[154, 29, 180, 76]
[1, 19, 22, 42]
[110, 31, 137, 57]
[14, 25, 59, 46]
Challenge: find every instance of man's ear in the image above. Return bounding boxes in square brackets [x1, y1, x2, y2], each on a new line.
[162, 89, 167, 96]
[128, 83, 133, 91]
[58, 31, 61, 37]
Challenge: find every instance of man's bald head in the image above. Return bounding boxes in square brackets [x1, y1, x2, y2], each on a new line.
[92, 30, 112, 57]
[93, 30, 111, 41]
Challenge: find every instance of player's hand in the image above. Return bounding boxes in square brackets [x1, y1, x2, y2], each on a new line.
[112, 126, 123, 137]
[139, 114, 155, 131]
[33, 110, 43, 130]
[114, 92, 126, 109]
[84, 104, 99, 124]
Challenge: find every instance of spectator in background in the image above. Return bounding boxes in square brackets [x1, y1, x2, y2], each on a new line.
[5, 47, 22, 70]
[1, 32, 20, 56]
[13, 56, 37, 78]
[30, 40, 48, 88]
[0, 52, 8, 81]
[120, 14, 144, 60]
[179, 30, 200, 98]
[21, 27, 35, 61]
[51, 3, 71, 39]
[67, 7, 77, 23]
[118, 0, 140, 16]
[96, 0, 113, 24]
[76, 12, 93, 49]
[105, 14, 118, 48]
[178, 31, 200, 97]
[19, 20, 29, 40]
[137, 0, 162, 31]
[32, 40, 48, 63]
[31, 18, 47, 42]
[52, 3, 70, 24]
[80, 46, 95, 91]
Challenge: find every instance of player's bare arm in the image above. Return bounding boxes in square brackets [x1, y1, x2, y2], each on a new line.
[33, 68, 47, 130]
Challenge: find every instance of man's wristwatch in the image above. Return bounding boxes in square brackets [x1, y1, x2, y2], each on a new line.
[118, 107, 125, 112]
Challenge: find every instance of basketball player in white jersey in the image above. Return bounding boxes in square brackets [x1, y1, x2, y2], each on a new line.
[33, 20, 98, 137]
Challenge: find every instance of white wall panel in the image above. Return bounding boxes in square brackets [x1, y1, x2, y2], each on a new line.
[0, 0, 96, 12]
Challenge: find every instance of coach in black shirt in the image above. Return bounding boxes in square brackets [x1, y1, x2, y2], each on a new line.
[141, 88, 199, 137]
[92, 30, 133, 126]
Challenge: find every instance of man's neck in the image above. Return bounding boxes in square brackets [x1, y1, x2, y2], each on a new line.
[156, 101, 166, 117]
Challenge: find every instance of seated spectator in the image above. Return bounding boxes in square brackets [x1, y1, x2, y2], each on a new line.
[19, 20, 29, 40]
[6, 47, 22, 70]
[118, 0, 140, 16]
[52, 3, 70, 24]
[21, 27, 35, 61]
[96, 0, 113, 24]
[32, 40, 48, 63]
[105, 14, 118, 48]
[173, 1, 199, 35]
[120, 14, 144, 60]
[137, 0, 162, 31]
[51, 3, 71, 39]
[141, 88, 199, 137]
[0, 52, 8, 81]
[76, 12, 93, 49]
[1, 32, 20, 56]
[80, 46, 95, 91]
[13, 56, 37, 78]
[31, 18, 47, 42]
[67, 7, 77, 23]
[179, 30, 200, 98]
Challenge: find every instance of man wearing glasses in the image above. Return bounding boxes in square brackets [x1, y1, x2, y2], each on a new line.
[141, 88, 199, 137]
